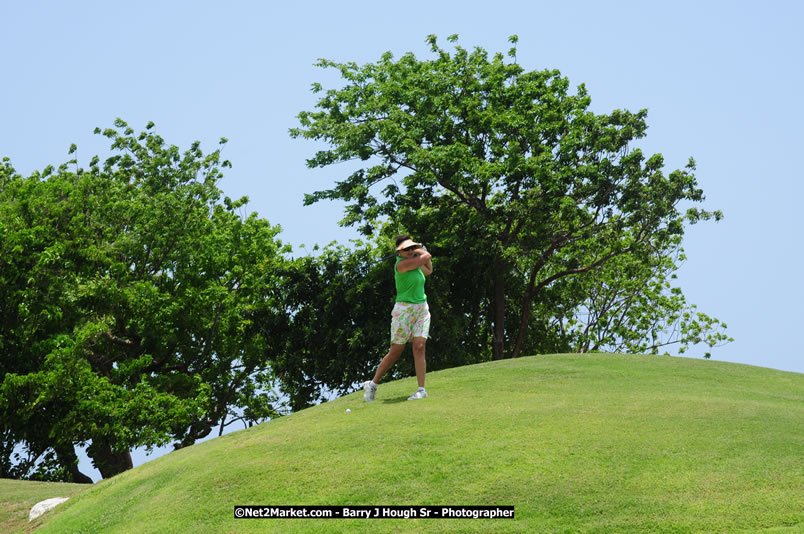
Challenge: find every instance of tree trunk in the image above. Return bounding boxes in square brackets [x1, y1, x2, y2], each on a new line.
[86, 442, 133, 479]
[492, 259, 506, 360]
[54, 445, 94, 484]
[511, 288, 536, 359]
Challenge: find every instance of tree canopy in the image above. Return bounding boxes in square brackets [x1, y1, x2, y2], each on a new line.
[0, 121, 287, 481]
[292, 34, 730, 364]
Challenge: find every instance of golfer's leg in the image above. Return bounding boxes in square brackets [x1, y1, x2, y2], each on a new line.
[373, 344, 405, 383]
[412, 337, 426, 388]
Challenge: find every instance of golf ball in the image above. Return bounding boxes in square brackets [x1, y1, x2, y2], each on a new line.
[345, 409, 351, 413]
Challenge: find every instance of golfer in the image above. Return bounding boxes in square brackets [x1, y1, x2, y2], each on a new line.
[363, 235, 433, 401]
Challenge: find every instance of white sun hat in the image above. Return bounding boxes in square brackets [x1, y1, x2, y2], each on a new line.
[395, 239, 422, 252]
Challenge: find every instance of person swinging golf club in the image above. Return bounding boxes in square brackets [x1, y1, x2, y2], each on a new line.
[363, 235, 433, 402]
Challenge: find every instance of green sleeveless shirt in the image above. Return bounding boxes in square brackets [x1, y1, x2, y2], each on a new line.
[395, 256, 427, 303]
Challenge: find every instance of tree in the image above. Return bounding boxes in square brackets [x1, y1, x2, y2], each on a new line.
[0, 121, 287, 481]
[292, 34, 726, 361]
[269, 240, 391, 410]
[535, 236, 732, 356]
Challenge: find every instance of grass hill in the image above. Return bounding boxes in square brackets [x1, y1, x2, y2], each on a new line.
[0, 479, 87, 534]
[9, 353, 804, 533]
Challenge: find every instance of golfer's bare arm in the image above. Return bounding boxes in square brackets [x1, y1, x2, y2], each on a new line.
[420, 246, 433, 276]
[420, 256, 433, 276]
[397, 250, 433, 274]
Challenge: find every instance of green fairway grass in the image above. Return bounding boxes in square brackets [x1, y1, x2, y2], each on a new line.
[25, 354, 804, 533]
[0, 478, 89, 534]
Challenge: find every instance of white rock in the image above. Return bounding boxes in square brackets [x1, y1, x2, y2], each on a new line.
[29, 497, 69, 521]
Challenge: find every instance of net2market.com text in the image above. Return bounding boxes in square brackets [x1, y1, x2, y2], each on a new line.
[234, 505, 515, 519]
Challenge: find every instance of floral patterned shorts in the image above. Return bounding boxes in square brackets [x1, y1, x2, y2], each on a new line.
[390, 301, 431, 344]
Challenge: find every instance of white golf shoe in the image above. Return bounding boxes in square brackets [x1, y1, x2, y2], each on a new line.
[363, 381, 377, 402]
[408, 387, 427, 400]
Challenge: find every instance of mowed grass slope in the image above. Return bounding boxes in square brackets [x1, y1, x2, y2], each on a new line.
[31, 354, 804, 533]
[0, 478, 88, 534]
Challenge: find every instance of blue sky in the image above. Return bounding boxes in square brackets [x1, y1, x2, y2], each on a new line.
[2, 1, 802, 479]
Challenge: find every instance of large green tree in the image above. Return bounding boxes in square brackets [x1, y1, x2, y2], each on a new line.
[270, 240, 392, 410]
[0, 121, 286, 481]
[532, 234, 731, 356]
[292, 35, 727, 361]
